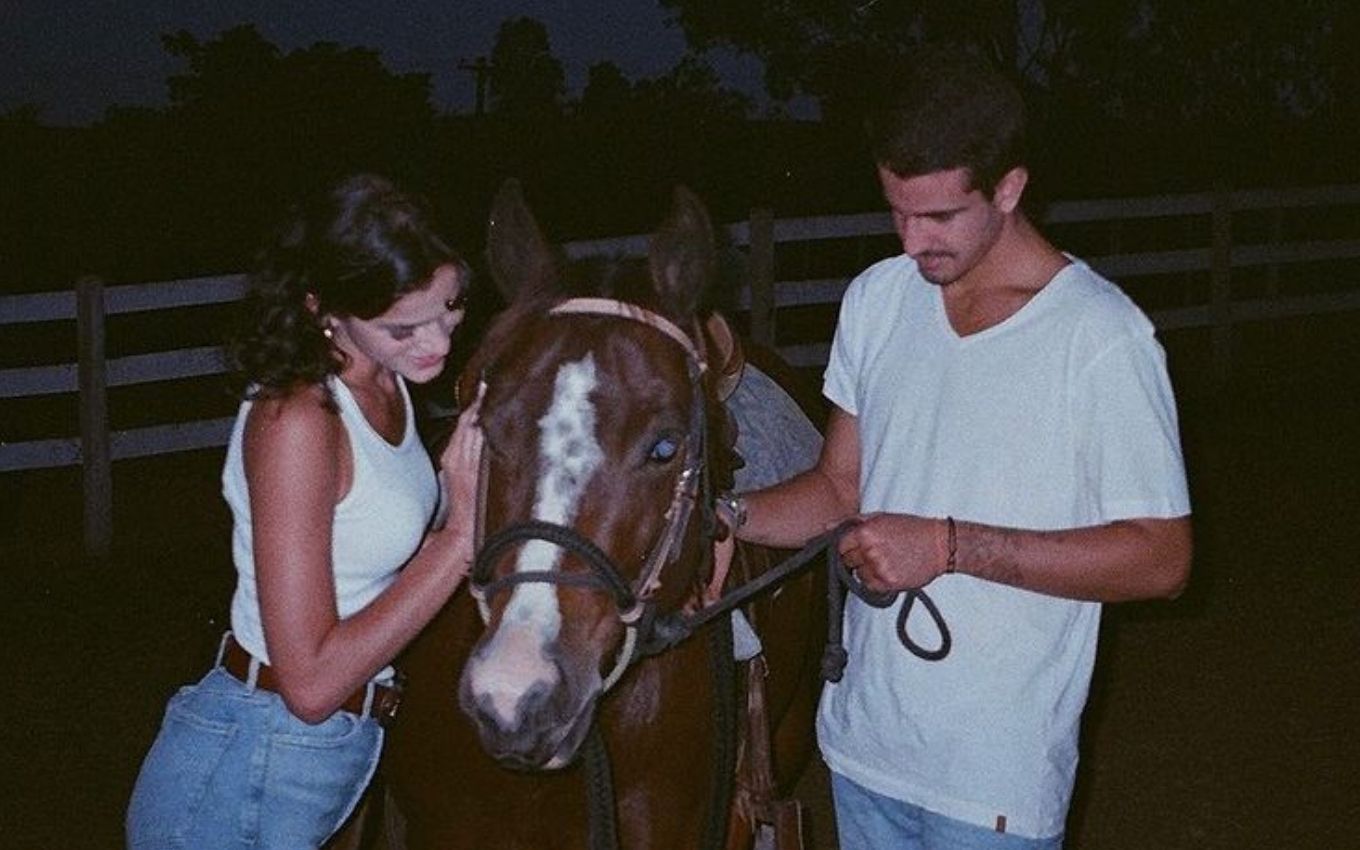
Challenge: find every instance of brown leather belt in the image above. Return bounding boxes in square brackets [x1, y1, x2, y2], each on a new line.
[220, 635, 402, 727]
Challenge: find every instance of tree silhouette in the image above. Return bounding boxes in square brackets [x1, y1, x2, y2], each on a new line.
[0, 103, 46, 127]
[578, 62, 633, 119]
[631, 53, 751, 123]
[5, 7, 1355, 295]
[488, 17, 566, 118]
[162, 26, 281, 110]
[162, 25, 436, 185]
[662, 0, 1344, 118]
[660, 0, 1356, 190]
[71, 25, 442, 286]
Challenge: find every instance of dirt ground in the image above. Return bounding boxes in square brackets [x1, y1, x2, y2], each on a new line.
[3, 314, 1358, 849]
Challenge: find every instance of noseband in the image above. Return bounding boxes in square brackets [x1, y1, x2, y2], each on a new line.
[469, 297, 712, 690]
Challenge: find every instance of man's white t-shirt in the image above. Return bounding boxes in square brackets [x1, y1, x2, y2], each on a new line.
[817, 254, 1190, 838]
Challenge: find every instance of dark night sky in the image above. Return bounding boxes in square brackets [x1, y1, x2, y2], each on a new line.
[1, 0, 781, 126]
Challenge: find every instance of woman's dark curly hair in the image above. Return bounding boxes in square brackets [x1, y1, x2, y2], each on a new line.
[228, 174, 468, 398]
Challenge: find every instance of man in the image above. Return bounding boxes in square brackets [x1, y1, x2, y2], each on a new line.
[726, 49, 1192, 848]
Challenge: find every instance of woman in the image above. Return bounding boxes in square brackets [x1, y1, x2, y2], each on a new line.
[127, 174, 484, 849]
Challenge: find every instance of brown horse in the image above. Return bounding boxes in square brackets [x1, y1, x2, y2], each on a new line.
[380, 181, 828, 849]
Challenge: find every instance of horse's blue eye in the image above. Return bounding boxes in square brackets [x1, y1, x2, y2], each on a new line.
[649, 437, 679, 463]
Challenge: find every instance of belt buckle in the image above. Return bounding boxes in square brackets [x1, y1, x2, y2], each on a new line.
[375, 672, 405, 727]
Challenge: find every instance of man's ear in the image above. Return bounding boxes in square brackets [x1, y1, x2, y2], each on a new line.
[993, 166, 1029, 214]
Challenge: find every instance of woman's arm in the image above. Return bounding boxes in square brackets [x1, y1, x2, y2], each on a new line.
[250, 387, 482, 723]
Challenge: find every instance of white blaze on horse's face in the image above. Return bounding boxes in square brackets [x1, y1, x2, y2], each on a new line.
[467, 354, 605, 728]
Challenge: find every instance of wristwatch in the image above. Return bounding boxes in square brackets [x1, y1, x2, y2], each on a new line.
[715, 491, 748, 530]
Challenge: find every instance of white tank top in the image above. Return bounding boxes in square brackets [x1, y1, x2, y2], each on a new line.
[223, 375, 438, 683]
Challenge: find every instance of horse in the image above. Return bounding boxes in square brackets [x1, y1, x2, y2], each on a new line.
[379, 180, 829, 850]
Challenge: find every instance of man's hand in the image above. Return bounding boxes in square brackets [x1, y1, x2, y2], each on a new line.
[838, 513, 949, 593]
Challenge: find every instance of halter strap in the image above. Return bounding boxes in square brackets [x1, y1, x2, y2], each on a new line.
[547, 294, 711, 608]
[549, 297, 707, 372]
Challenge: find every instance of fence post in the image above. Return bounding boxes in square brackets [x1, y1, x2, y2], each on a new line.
[77, 275, 112, 561]
[748, 208, 775, 348]
[1209, 185, 1234, 381]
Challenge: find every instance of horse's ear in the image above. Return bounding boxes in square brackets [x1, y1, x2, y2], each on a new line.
[648, 186, 716, 321]
[486, 178, 559, 304]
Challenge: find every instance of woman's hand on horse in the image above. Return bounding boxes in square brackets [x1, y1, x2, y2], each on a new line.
[838, 513, 950, 592]
[438, 384, 486, 574]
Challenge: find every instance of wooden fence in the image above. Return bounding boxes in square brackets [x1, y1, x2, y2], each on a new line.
[3, 183, 1359, 557]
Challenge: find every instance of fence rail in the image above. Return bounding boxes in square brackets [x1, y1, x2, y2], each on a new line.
[4, 183, 1359, 557]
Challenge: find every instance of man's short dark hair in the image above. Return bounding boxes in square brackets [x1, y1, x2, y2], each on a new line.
[865, 47, 1026, 197]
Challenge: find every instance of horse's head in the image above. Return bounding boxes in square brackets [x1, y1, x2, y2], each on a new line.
[456, 180, 734, 770]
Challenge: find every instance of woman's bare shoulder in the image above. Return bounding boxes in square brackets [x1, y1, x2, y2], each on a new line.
[245, 383, 341, 449]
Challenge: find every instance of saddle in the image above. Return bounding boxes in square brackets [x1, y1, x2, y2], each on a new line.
[715, 543, 808, 850]
[703, 312, 747, 404]
[728, 653, 806, 850]
[703, 313, 809, 850]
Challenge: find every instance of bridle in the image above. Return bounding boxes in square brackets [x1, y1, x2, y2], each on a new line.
[466, 295, 953, 695]
[468, 297, 713, 691]
[460, 294, 950, 850]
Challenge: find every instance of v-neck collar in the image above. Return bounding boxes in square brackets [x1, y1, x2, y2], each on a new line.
[932, 258, 1076, 344]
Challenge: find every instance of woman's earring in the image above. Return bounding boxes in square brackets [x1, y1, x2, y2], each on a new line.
[322, 325, 334, 340]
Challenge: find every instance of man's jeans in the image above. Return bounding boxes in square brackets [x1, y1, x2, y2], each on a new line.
[831, 771, 1064, 850]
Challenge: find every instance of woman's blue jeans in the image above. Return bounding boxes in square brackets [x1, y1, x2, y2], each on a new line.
[126, 666, 382, 849]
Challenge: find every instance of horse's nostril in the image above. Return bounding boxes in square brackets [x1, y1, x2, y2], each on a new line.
[473, 693, 506, 731]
